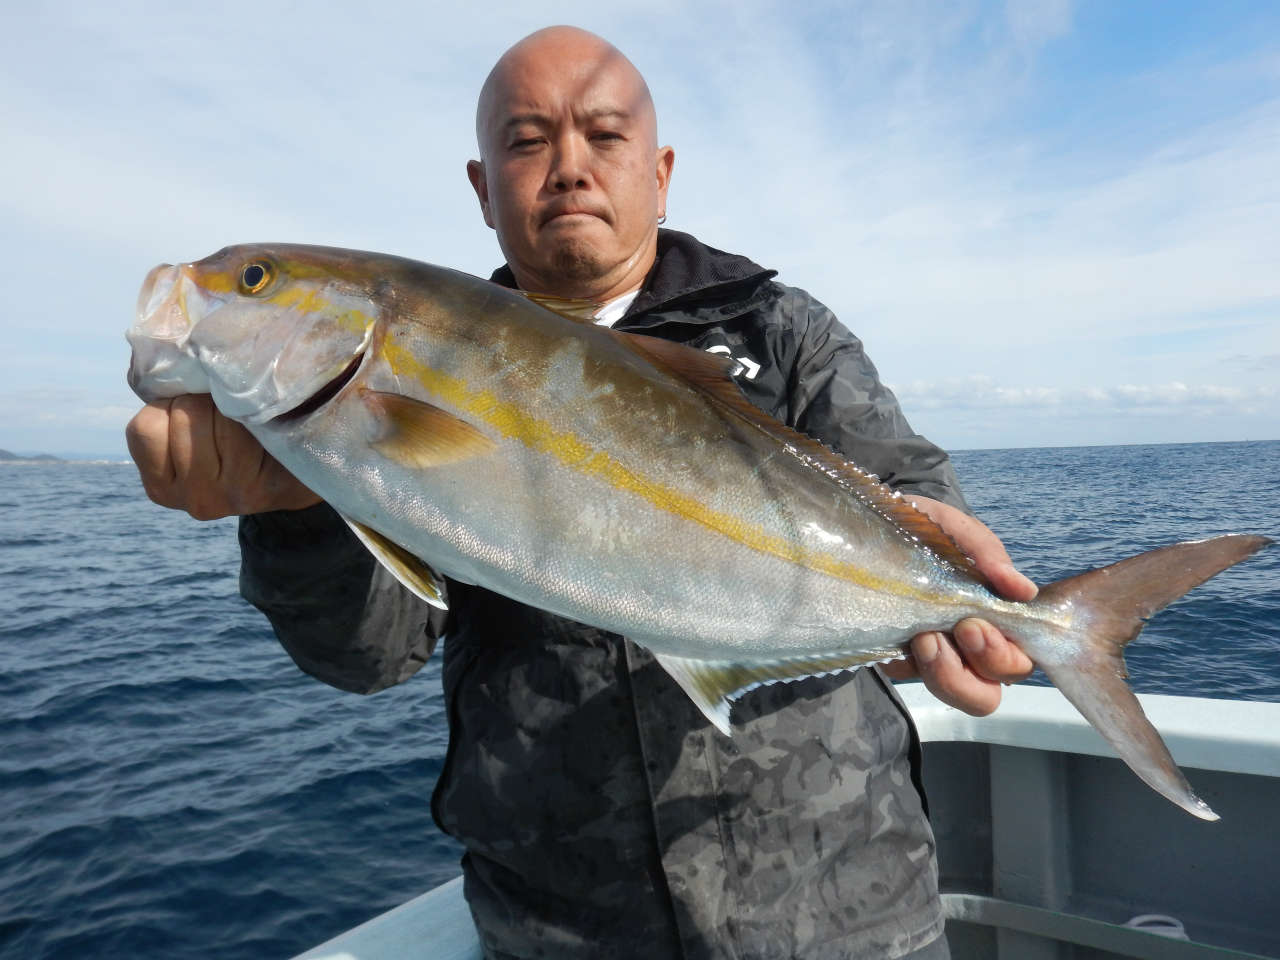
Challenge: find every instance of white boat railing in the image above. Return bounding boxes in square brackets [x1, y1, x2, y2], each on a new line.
[897, 683, 1280, 778]
[293, 685, 1280, 960]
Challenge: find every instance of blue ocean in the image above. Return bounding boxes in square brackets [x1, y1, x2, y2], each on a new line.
[2, 441, 1278, 959]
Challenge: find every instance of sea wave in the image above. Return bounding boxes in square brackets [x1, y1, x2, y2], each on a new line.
[1, 442, 1277, 959]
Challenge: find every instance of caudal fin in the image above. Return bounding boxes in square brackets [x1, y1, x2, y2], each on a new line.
[1035, 534, 1271, 821]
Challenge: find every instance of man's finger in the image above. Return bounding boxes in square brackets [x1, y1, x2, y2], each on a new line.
[980, 560, 1038, 602]
[878, 654, 918, 682]
[171, 395, 240, 519]
[908, 496, 1038, 602]
[255, 452, 322, 513]
[167, 394, 219, 484]
[953, 618, 1035, 684]
[946, 518, 1036, 600]
[911, 631, 1003, 716]
[125, 402, 177, 487]
[211, 408, 320, 513]
[211, 406, 263, 494]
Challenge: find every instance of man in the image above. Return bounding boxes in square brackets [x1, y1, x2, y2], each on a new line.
[127, 26, 1035, 960]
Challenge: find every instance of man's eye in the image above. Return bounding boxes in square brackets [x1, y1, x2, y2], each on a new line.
[511, 138, 542, 150]
[592, 131, 623, 142]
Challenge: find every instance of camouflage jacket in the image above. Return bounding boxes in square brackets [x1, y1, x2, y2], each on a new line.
[239, 230, 967, 959]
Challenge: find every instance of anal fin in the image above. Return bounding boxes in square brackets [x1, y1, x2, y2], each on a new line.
[653, 647, 905, 736]
[342, 515, 448, 610]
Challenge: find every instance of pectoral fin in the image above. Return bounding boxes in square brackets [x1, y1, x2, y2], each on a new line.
[361, 389, 496, 469]
[653, 648, 905, 736]
[341, 515, 448, 610]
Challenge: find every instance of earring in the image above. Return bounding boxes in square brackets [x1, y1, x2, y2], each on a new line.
[658, 213, 667, 225]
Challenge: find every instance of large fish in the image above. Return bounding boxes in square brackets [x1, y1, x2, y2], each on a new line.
[127, 243, 1269, 821]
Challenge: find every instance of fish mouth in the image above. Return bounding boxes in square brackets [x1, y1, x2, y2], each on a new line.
[127, 263, 214, 401]
[134, 264, 181, 334]
[270, 349, 367, 424]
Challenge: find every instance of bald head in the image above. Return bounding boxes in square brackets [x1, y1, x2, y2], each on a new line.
[466, 26, 674, 300]
[475, 26, 658, 160]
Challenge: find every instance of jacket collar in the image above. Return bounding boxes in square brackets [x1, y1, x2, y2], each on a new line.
[487, 229, 776, 323]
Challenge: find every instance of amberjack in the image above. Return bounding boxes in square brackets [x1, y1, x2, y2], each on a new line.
[127, 243, 1272, 821]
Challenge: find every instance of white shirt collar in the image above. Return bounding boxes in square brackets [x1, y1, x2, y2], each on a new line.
[592, 289, 641, 328]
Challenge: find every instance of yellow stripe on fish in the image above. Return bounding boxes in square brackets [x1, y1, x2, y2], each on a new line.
[381, 338, 964, 607]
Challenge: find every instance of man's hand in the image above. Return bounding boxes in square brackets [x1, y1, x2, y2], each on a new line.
[880, 496, 1037, 716]
[126, 395, 321, 520]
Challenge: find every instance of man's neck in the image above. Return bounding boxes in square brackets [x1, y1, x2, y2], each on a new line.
[514, 271, 647, 302]
[509, 239, 657, 301]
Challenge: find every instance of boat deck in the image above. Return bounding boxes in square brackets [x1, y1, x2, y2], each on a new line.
[295, 685, 1280, 959]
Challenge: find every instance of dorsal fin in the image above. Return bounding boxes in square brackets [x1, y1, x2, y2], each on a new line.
[517, 291, 602, 323]
[618, 332, 746, 385]
[614, 330, 990, 589]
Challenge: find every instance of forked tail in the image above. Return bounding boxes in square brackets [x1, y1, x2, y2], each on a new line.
[1034, 534, 1271, 821]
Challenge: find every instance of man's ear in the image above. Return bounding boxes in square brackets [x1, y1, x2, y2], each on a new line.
[655, 146, 675, 219]
[466, 159, 495, 229]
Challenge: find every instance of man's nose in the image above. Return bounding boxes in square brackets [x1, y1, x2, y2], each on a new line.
[546, 135, 591, 192]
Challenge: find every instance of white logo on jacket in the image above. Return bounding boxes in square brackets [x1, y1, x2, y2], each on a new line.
[705, 344, 761, 380]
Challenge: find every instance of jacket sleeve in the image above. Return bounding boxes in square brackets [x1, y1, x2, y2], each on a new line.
[785, 289, 970, 513]
[238, 503, 446, 694]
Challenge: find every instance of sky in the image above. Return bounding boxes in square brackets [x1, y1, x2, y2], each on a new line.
[1, 0, 1276, 457]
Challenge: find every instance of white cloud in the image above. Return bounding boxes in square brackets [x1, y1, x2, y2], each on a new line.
[0, 1, 1276, 453]
[783, 86, 1280, 357]
[897, 376, 1278, 413]
[1005, 0, 1073, 53]
[1221, 352, 1280, 373]
[0, 385, 141, 455]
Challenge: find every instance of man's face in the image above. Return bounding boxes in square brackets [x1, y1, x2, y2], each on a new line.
[469, 35, 673, 300]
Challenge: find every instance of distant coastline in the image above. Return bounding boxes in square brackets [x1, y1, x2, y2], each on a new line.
[0, 448, 63, 463]
[0, 449, 131, 465]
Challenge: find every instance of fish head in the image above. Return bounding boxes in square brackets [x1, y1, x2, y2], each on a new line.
[126, 244, 381, 424]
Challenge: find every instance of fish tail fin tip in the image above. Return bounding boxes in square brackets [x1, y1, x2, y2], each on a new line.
[1040, 533, 1271, 648]
[1036, 534, 1269, 821]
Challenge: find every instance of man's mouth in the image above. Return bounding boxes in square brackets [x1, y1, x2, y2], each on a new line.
[542, 207, 606, 227]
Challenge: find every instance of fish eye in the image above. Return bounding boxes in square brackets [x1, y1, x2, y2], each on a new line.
[240, 261, 274, 294]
